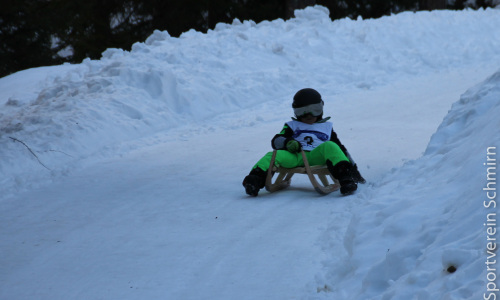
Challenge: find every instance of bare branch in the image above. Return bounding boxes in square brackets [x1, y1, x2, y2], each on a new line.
[9, 137, 51, 171]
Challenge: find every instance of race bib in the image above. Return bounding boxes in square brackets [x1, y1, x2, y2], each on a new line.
[286, 121, 332, 151]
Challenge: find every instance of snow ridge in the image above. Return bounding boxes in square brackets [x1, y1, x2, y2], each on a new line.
[317, 70, 500, 299]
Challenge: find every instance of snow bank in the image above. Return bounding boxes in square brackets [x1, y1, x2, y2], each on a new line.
[1, 6, 500, 195]
[318, 70, 500, 299]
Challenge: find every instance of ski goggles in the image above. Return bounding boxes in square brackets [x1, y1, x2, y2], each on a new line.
[293, 102, 323, 117]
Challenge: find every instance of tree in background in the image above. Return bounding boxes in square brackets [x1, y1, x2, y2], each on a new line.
[0, 0, 497, 78]
[0, 0, 62, 76]
[419, 0, 446, 10]
[50, 0, 153, 63]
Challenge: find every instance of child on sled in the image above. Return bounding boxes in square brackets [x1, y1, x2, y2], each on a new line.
[242, 88, 365, 196]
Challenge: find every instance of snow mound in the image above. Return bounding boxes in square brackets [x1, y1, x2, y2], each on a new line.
[1, 7, 500, 198]
[318, 70, 500, 299]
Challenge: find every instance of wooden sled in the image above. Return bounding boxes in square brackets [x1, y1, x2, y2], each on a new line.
[265, 150, 340, 195]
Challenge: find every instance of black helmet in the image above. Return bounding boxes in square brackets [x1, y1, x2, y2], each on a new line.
[292, 88, 324, 118]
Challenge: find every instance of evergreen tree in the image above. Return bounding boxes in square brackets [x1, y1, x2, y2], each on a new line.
[0, 0, 60, 76]
[50, 0, 150, 62]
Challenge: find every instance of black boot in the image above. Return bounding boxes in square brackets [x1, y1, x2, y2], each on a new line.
[351, 163, 366, 184]
[242, 167, 267, 196]
[327, 160, 358, 195]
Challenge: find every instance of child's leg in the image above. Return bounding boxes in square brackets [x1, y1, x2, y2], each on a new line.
[306, 141, 357, 195]
[244, 150, 302, 196]
[252, 150, 302, 171]
[305, 141, 349, 166]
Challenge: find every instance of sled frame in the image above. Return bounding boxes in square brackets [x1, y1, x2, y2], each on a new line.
[265, 150, 340, 195]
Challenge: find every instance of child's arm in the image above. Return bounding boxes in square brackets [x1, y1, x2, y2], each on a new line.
[330, 130, 349, 156]
[271, 123, 294, 150]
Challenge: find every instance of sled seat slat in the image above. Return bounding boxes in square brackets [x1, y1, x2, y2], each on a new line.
[272, 165, 331, 174]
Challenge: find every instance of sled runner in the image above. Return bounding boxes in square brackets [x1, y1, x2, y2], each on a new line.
[265, 150, 340, 195]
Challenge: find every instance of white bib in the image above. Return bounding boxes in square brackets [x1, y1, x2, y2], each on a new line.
[286, 120, 332, 151]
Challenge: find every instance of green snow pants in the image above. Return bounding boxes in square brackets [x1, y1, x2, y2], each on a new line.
[252, 141, 350, 172]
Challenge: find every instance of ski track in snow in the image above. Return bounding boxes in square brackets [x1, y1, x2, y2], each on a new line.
[1, 6, 500, 300]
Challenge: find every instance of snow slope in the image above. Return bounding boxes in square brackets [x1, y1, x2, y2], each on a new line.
[0, 6, 499, 300]
[318, 71, 500, 299]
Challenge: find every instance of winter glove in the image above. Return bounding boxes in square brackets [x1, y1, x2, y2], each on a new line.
[350, 163, 366, 184]
[286, 140, 301, 153]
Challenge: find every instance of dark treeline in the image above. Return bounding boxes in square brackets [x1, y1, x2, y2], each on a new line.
[0, 0, 497, 77]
